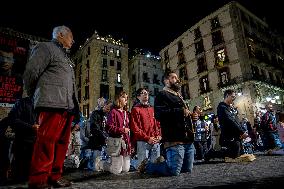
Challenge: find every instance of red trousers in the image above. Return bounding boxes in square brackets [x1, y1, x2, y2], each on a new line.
[29, 111, 74, 186]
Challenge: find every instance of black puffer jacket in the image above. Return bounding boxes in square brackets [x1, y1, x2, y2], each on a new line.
[154, 90, 194, 143]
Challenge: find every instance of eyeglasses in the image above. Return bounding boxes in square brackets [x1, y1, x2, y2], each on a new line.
[140, 92, 148, 95]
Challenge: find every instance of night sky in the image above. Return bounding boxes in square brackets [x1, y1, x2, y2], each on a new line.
[0, 0, 282, 55]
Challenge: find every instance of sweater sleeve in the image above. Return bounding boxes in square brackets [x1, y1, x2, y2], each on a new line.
[130, 108, 150, 141]
[106, 109, 124, 136]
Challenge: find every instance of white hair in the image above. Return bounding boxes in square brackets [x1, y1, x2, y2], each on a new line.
[52, 25, 71, 39]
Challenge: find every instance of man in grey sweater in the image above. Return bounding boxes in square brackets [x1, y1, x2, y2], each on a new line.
[23, 25, 79, 189]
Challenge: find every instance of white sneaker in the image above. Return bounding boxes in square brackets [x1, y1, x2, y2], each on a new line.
[94, 157, 103, 172]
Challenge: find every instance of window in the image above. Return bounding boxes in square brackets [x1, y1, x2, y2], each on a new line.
[86, 70, 89, 83]
[164, 50, 169, 62]
[179, 67, 188, 80]
[247, 40, 255, 58]
[143, 73, 149, 83]
[86, 60, 89, 69]
[110, 60, 114, 66]
[109, 48, 114, 53]
[102, 58, 107, 68]
[194, 28, 202, 40]
[78, 76, 81, 88]
[181, 84, 190, 100]
[117, 73, 121, 83]
[117, 62, 121, 70]
[197, 56, 207, 73]
[212, 30, 224, 46]
[178, 51, 186, 65]
[219, 67, 230, 85]
[195, 40, 204, 55]
[153, 74, 159, 84]
[215, 48, 228, 67]
[83, 104, 89, 118]
[84, 85, 89, 100]
[100, 84, 109, 100]
[79, 65, 82, 75]
[102, 46, 107, 55]
[78, 89, 81, 103]
[177, 41, 183, 52]
[102, 70, 108, 82]
[87, 46, 91, 55]
[131, 74, 136, 85]
[251, 65, 260, 78]
[211, 17, 220, 30]
[199, 75, 210, 93]
[116, 49, 121, 58]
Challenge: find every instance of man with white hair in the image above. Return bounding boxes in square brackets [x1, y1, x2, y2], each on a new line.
[23, 25, 79, 188]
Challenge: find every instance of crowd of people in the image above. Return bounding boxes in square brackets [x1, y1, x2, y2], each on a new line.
[0, 25, 283, 189]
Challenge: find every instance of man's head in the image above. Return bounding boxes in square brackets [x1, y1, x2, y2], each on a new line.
[136, 88, 149, 104]
[102, 100, 113, 113]
[223, 89, 236, 105]
[0, 50, 14, 76]
[163, 69, 181, 92]
[193, 105, 202, 115]
[52, 25, 74, 49]
[266, 103, 273, 112]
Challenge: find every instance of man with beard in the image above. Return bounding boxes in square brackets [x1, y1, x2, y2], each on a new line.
[138, 69, 195, 176]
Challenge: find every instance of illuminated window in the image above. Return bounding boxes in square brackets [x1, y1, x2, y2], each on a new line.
[117, 73, 121, 83]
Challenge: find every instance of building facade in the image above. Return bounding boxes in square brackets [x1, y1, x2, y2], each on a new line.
[159, 1, 284, 122]
[73, 32, 129, 117]
[128, 51, 163, 107]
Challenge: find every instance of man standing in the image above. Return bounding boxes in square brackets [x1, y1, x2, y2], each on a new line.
[23, 25, 78, 188]
[130, 88, 161, 170]
[139, 69, 195, 176]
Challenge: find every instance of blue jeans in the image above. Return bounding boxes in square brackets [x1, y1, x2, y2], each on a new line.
[145, 143, 195, 176]
[135, 141, 160, 169]
[83, 149, 101, 171]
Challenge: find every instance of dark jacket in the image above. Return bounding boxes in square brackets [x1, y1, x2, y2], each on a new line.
[8, 97, 37, 143]
[217, 102, 245, 143]
[154, 90, 194, 143]
[23, 40, 78, 114]
[261, 111, 277, 132]
[88, 109, 108, 150]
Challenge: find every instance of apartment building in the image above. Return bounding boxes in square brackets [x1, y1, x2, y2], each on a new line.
[129, 51, 163, 106]
[159, 1, 284, 122]
[73, 32, 129, 117]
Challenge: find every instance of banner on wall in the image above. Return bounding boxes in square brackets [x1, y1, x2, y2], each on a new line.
[0, 33, 29, 106]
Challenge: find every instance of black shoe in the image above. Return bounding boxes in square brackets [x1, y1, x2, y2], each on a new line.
[50, 177, 72, 188]
[137, 159, 148, 173]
